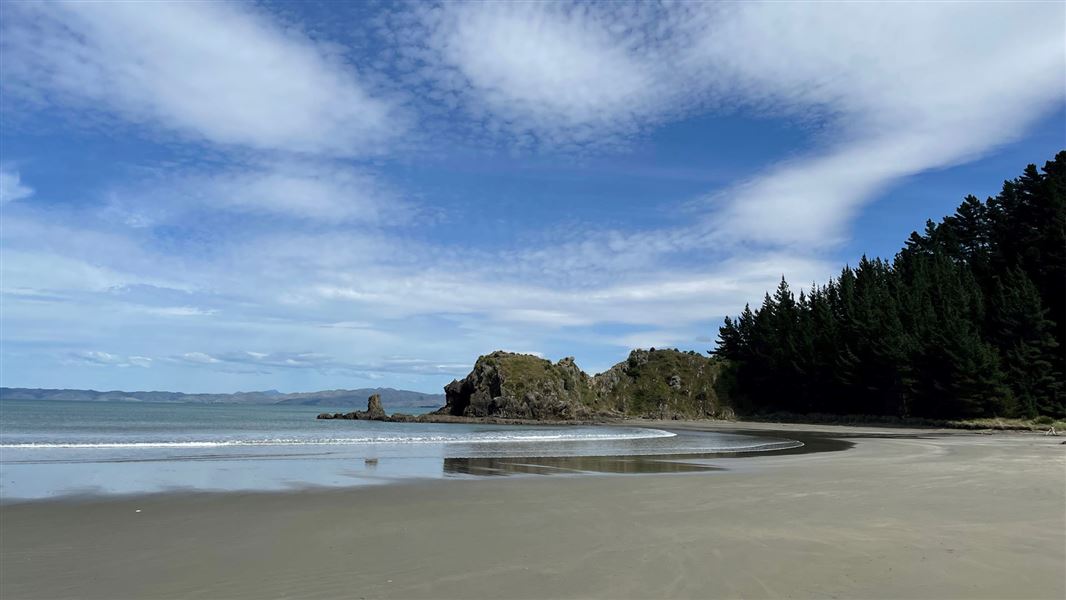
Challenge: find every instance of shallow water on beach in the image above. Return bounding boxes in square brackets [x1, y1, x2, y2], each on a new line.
[0, 400, 801, 499]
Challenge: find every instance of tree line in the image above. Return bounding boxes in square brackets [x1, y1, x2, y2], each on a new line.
[716, 151, 1065, 419]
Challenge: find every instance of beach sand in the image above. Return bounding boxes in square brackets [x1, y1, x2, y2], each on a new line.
[2, 422, 1063, 599]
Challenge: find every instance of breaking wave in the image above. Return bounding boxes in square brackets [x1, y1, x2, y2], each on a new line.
[1, 427, 677, 449]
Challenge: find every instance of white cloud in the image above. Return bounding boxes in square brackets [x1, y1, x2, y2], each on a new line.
[181, 352, 221, 365]
[128, 356, 153, 368]
[166, 350, 472, 377]
[186, 162, 410, 224]
[3, 2, 1063, 393]
[70, 351, 151, 368]
[73, 351, 124, 366]
[319, 321, 376, 330]
[416, 2, 659, 146]
[1, 1, 400, 156]
[0, 168, 34, 204]
[1, 250, 129, 295]
[302, 246, 830, 328]
[406, 1, 1064, 246]
[0, 216, 197, 298]
[683, 2, 1066, 247]
[104, 161, 412, 226]
[2, 211, 831, 389]
[142, 306, 217, 318]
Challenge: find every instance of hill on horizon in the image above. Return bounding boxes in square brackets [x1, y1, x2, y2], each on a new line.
[0, 387, 445, 410]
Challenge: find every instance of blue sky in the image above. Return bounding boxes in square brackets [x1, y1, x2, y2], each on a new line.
[2, 1, 1064, 394]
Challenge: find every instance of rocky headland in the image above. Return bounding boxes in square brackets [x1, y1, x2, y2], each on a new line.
[591, 348, 729, 419]
[434, 352, 600, 420]
[319, 349, 730, 423]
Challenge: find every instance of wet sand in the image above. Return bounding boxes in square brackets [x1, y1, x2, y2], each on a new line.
[2, 422, 1063, 599]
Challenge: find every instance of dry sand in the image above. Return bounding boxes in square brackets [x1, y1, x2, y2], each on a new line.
[2, 422, 1063, 599]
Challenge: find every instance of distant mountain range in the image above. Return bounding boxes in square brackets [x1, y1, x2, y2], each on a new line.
[0, 387, 445, 410]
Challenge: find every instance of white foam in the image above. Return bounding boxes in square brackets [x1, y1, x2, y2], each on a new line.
[0, 427, 678, 449]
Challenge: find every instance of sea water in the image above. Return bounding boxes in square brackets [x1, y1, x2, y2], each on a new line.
[0, 400, 801, 500]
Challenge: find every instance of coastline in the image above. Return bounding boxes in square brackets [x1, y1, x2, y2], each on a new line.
[324, 409, 1066, 432]
[2, 422, 1063, 599]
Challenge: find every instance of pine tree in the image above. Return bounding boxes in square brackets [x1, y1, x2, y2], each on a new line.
[953, 196, 991, 261]
[988, 268, 1064, 417]
[715, 152, 1065, 419]
[907, 254, 1008, 418]
[717, 316, 742, 358]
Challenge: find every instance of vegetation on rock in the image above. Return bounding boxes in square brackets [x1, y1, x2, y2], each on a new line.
[593, 349, 726, 418]
[436, 349, 725, 420]
[436, 352, 599, 420]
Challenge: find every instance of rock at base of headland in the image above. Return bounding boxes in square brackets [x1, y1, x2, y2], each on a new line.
[316, 394, 388, 421]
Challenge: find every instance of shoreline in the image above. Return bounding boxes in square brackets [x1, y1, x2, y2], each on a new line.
[0, 421, 849, 507]
[333, 411, 1066, 433]
[2, 422, 1063, 599]
[0, 419, 1049, 508]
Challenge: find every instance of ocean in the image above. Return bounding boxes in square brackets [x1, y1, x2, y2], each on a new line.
[0, 400, 801, 500]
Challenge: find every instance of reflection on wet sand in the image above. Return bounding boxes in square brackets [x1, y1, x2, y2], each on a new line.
[442, 431, 855, 478]
[444, 455, 723, 476]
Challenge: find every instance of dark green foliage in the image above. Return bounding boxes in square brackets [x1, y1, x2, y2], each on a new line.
[717, 152, 1066, 418]
[987, 268, 1064, 417]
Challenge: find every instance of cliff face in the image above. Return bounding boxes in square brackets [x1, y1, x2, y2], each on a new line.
[435, 349, 726, 420]
[436, 352, 601, 420]
[592, 349, 725, 419]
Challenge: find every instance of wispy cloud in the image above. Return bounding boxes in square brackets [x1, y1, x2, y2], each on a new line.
[2, 249, 130, 295]
[2, 1, 1062, 393]
[278, 239, 831, 328]
[69, 351, 151, 368]
[169, 350, 471, 378]
[103, 161, 414, 226]
[684, 2, 1066, 247]
[142, 306, 218, 318]
[180, 352, 221, 365]
[409, 2, 661, 149]
[1, 1, 401, 156]
[400, 1, 1063, 246]
[0, 168, 34, 205]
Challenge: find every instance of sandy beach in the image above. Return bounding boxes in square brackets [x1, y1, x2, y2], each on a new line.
[2, 422, 1063, 599]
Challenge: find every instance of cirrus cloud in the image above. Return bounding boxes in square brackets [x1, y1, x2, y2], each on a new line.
[2, 1, 1062, 394]
[1, 1, 402, 156]
[0, 168, 34, 205]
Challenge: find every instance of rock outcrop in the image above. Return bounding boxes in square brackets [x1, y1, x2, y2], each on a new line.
[320, 350, 728, 423]
[434, 352, 604, 420]
[592, 348, 725, 419]
[317, 394, 388, 420]
[366, 394, 386, 419]
[431, 349, 726, 421]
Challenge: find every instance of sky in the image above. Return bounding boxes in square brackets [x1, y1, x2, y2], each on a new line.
[1, 1, 1064, 394]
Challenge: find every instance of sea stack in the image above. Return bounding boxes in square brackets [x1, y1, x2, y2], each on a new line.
[317, 394, 388, 420]
[365, 394, 386, 420]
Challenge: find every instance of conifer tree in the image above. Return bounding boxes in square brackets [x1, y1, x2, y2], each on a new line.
[988, 268, 1064, 417]
[716, 152, 1065, 419]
